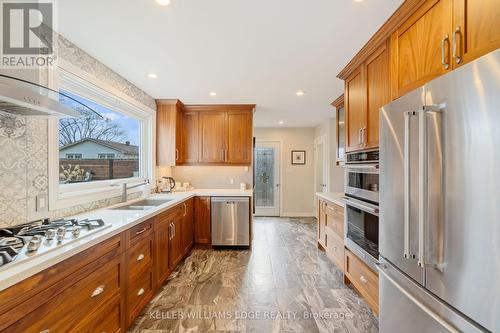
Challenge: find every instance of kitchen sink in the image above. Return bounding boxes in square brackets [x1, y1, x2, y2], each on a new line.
[110, 199, 172, 211]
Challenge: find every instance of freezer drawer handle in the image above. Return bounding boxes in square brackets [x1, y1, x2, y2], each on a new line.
[375, 263, 460, 333]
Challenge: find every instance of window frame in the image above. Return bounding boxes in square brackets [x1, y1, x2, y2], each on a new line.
[48, 67, 155, 210]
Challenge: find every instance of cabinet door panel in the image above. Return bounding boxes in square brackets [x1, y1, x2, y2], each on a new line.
[195, 197, 211, 245]
[345, 68, 365, 152]
[226, 111, 252, 164]
[365, 45, 390, 149]
[391, 0, 452, 97]
[182, 199, 194, 254]
[181, 111, 199, 163]
[199, 112, 226, 163]
[154, 218, 170, 286]
[168, 216, 183, 268]
[453, 0, 500, 66]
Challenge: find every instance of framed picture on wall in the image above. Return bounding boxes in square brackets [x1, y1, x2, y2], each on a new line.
[291, 150, 306, 165]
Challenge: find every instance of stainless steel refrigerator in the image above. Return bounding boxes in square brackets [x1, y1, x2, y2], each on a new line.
[379, 49, 500, 333]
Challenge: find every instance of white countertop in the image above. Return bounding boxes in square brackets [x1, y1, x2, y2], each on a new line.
[315, 192, 346, 207]
[0, 189, 252, 292]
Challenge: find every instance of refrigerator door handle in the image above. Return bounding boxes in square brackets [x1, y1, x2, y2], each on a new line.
[403, 111, 413, 259]
[416, 105, 444, 268]
[376, 262, 460, 333]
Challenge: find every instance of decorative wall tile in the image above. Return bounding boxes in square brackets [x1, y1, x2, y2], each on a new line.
[0, 112, 26, 138]
[0, 32, 157, 228]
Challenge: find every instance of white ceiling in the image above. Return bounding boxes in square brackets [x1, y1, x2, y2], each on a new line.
[57, 0, 403, 127]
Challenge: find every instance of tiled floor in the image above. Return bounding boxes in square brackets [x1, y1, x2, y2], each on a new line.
[129, 217, 378, 332]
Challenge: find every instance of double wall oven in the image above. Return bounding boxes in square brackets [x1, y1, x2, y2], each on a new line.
[343, 150, 379, 270]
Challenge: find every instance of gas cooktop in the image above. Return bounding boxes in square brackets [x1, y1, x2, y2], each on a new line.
[0, 218, 111, 269]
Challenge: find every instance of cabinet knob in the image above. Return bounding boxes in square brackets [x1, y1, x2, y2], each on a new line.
[91, 285, 105, 298]
[137, 288, 145, 296]
[137, 253, 145, 261]
[360, 275, 368, 284]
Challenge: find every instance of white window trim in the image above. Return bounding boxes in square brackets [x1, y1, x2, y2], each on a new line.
[48, 66, 156, 210]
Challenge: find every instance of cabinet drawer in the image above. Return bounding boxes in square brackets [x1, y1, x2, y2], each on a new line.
[325, 204, 344, 239]
[345, 249, 379, 313]
[4, 257, 121, 333]
[325, 202, 344, 216]
[127, 219, 153, 246]
[128, 235, 153, 278]
[325, 230, 344, 272]
[71, 293, 122, 333]
[128, 267, 154, 324]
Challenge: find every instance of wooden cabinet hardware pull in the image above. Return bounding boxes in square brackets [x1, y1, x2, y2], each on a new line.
[137, 288, 145, 296]
[135, 227, 147, 235]
[91, 285, 105, 298]
[360, 276, 368, 284]
[137, 253, 145, 261]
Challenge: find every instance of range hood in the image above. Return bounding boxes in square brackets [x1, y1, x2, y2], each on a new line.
[0, 75, 94, 118]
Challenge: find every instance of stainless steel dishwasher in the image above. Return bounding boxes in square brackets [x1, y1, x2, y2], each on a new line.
[211, 197, 250, 246]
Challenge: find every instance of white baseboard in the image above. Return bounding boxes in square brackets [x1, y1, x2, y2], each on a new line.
[281, 212, 315, 217]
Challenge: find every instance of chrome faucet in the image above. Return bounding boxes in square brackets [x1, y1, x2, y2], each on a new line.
[121, 179, 150, 202]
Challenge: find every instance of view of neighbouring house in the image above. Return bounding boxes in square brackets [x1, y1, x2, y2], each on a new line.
[59, 138, 139, 160]
[59, 139, 139, 183]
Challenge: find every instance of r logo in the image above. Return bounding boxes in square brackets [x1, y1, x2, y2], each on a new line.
[2, 1, 53, 55]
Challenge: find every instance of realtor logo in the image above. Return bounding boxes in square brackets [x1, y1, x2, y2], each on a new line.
[1, 0, 55, 68]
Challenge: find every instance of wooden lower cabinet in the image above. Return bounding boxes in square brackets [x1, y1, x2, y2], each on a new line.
[194, 196, 211, 245]
[344, 249, 379, 314]
[72, 293, 123, 333]
[168, 214, 184, 269]
[1, 255, 123, 333]
[0, 201, 198, 332]
[317, 199, 327, 247]
[318, 198, 345, 273]
[182, 198, 195, 253]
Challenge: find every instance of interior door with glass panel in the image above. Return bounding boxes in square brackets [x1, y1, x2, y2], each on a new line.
[254, 141, 280, 216]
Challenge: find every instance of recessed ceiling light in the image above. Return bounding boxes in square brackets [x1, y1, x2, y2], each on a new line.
[209, 91, 217, 97]
[156, 0, 171, 6]
[296, 90, 305, 96]
[353, 0, 364, 2]
[279, 121, 284, 125]
[147, 73, 158, 79]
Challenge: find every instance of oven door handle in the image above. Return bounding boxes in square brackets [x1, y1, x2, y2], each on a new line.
[344, 198, 379, 215]
[343, 164, 379, 171]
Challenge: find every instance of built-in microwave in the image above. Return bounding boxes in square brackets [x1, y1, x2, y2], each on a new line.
[344, 150, 379, 204]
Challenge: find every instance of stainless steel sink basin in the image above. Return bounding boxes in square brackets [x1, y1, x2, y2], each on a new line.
[131, 199, 172, 206]
[110, 199, 172, 211]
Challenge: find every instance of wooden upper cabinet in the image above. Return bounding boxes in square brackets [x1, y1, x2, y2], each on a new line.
[180, 111, 199, 163]
[156, 103, 254, 166]
[345, 68, 366, 152]
[226, 110, 253, 164]
[344, 43, 390, 153]
[390, 0, 453, 98]
[365, 44, 390, 149]
[199, 111, 226, 163]
[453, 0, 500, 67]
[156, 100, 184, 166]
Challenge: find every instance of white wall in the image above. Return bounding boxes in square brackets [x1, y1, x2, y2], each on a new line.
[254, 127, 315, 217]
[314, 118, 344, 193]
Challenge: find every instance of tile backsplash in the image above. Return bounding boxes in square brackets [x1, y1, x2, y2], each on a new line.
[172, 166, 253, 189]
